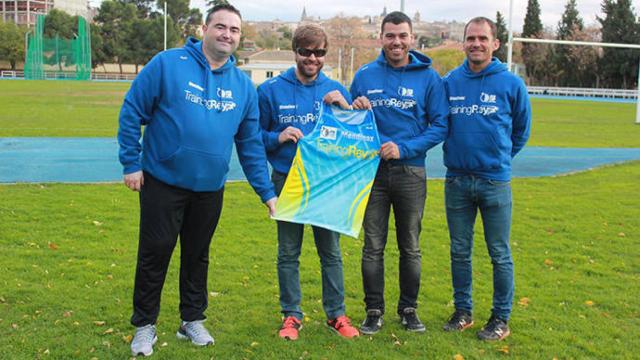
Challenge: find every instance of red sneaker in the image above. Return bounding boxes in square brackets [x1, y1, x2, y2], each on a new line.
[279, 316, 302, 340]
[327, 315, 360, 338]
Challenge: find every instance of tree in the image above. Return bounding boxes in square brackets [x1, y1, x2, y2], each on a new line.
[94, 0, 137, 73]
[558, 0, 583, 39]
[206, 0, 229, 8]
[0, 20, 26, 70]
[598, 0, 640, 88]
[325, 16, 376, 85]
[182, 8, 203, 39]
[90, 23, 107, 69]
[521, 0, 544, 83]
[555, 0, 584, 86]
[43, 9, 76, 38]
[122, 0, 155, 18]
[494, 11, 508, 62]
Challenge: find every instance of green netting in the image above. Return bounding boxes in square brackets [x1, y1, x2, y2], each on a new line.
[25, 15, 92, 80]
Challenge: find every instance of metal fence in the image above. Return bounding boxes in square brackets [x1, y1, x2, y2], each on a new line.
[0, 70, 136, 81]
[528, 86, 638, 100]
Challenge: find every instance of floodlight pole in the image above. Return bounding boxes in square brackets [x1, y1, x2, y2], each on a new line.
[164, 2, 167, 51]
[507, 0, 514, 73]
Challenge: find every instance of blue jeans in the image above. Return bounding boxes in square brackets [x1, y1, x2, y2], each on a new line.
[272, 171, 345, 321]
[361, 162, 426, 315]
[445, 175, 514, 320]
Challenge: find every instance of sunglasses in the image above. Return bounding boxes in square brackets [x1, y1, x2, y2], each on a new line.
[296, 48, 327, 58]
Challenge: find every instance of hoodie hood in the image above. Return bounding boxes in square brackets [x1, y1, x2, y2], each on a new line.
[280, 66, 330, 86]
[375, 49, 432, 70]
[461, 57, 506, 78]
[184, 37, 236, 73]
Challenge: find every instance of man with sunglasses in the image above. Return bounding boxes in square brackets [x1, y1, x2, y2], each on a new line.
[350, 11, 449, 334]
[258, 24, 359, 340]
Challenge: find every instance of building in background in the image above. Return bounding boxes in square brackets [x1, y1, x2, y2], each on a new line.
[1, 0, 89, 27]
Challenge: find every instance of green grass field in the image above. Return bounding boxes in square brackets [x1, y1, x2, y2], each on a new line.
[1, 80, 639, 147]
[0, 80, 639, 359]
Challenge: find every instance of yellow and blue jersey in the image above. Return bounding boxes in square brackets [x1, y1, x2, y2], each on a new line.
[273, 105, 380, 238]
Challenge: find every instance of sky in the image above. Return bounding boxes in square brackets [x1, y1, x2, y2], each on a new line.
[88, 0, 639, 30]
[192, 0, 639, 29]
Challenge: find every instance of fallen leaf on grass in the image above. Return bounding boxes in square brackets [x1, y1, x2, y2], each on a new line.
[93, 321, 106, 326]
[103, 328, 114, 335]
[63, 311, 73, 318]
[11, 323, 18, 329]
[0, 296, 6, 303]
[250, 341, 259, 347]
[209, 291, 219, 297]
[48, 242, 59, 250]
[92, 221, 103, 226]
[618, 232, 625, 237]
[454, 354, 464, 360]
[544, 259, 553, 266]
[518, 297, 530, 307]
[498, 345, 509, 354]
[43, 349, 50, 355]
[123, 335, 133, 343]
[585, 300, 595, 306]
[161, 342, 168, 347]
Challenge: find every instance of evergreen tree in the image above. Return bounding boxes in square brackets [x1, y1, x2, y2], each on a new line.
[558, 0, 583, 39]
[494, 11, 508, 62]
[522, 0, 543, 38]
[522, 0, 544, 83]
[555, 0, 584, 86]
[598, 0, 640, 88]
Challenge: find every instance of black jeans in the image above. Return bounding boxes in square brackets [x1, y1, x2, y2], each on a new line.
[361, 162, 426, 315]
[131, 172, 224, 327]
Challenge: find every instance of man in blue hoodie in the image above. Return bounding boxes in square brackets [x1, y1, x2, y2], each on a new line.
[441, 17, 531, 341]
[258, 24, 360, 341]
[350, 11, 449, 334]
[118, 4, 276, 356]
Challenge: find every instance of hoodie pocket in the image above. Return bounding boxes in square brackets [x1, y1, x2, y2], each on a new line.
[444, 131, 501, 170]
[158, 146, 229, 190]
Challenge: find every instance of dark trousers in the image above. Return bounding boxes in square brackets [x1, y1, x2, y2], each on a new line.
[361, 162, 426, 315]
[131, 172, 224, 327]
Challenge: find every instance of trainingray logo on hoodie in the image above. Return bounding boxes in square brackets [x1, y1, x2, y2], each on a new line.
[449, 92, 499, 117]
[184, 89, 237, 112]
[277, 101, 321, 125]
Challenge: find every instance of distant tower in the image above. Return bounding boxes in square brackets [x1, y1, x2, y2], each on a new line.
[413, 10, 421, 23]
[300, 6, 308, 21]
[380, 6, 387, 18]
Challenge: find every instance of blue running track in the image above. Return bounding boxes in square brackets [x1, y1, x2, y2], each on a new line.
[1, 138, 640, 183]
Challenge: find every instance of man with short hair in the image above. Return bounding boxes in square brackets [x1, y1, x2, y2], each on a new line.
[258, 24, 359, 340]
[350, 11, 449, 334]
[441, 17, 531, 341]
[118, 4, 276, 356]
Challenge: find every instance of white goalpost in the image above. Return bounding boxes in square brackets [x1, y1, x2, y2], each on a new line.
[506, 0, 640, 124]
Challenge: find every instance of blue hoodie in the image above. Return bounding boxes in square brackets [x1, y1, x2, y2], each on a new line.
[257, 67, 351, 173]
[443, 58, 531, 181]
[350, 50, 449, 167]
[118, 37, 275, 201]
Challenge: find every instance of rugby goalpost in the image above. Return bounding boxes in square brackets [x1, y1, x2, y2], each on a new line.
[504, 0, 640, 124]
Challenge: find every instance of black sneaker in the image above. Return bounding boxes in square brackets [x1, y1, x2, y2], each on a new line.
[477, 315, 510, 341]
[443, 309, 474, 332]
[360, 309, 383, 335]
[400, 307, 425, 332]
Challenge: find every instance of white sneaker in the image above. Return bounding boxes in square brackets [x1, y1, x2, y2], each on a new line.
[131, 324, 158, 356]
[176, 320, 214, 346]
